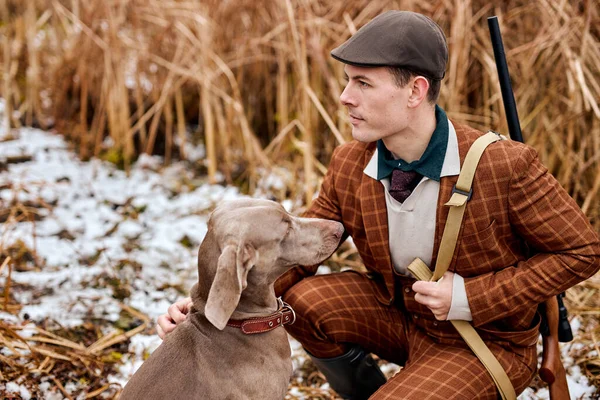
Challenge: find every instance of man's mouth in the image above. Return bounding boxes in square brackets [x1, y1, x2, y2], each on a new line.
[349, 113, 364, 122]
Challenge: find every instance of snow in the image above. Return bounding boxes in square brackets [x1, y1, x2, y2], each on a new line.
[5, 382, 32, 400]
[1, 126, 243, 396]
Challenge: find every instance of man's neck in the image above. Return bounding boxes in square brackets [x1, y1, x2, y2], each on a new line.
[382, 105, 437, 163]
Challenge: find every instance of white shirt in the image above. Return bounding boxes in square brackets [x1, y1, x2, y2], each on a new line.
[363, 120, 472, 321]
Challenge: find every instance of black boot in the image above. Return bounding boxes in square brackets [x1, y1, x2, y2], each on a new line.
[309, 346, 387, 400]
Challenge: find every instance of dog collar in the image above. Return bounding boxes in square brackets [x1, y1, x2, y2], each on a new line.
[226, 297, 296, 335]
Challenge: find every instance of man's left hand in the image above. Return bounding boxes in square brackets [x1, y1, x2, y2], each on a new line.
[412, 271, 454, 320]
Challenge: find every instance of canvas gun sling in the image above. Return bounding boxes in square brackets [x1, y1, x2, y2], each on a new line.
[407, 131, 517, 400]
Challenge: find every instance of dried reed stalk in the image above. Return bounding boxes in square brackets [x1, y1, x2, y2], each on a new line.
[201, 83, 217, 183]
[78, 60, 90, 159]
[175, 88, 186, 160]
[2, 23, 12, 137]
[286, 0, 314, 204]
[164, 95, 173, 165]
[1, 256, 12, 310]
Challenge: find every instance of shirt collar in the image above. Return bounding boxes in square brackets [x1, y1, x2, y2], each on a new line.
[364, 115, 460, 180]
[376, 105, 448, 182]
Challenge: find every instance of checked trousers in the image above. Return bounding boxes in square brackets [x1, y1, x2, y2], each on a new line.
[281, 271, 537, 399]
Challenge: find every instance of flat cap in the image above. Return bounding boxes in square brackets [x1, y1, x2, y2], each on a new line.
[331, 11, 448, 80]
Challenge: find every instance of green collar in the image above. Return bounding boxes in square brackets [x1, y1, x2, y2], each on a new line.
[377, 105, 448, 182]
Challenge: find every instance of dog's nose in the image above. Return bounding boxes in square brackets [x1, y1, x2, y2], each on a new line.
[330, 221, 344, 240]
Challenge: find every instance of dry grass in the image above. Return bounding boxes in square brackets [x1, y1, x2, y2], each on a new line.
[1, 0, 600, 398]
[0, 304, 148, 399]
[0, 0, 598, 223]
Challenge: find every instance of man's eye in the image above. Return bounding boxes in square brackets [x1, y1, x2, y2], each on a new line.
[359, 81, 369, 88]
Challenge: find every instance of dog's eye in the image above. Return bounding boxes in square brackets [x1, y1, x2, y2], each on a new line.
[284, 225, 292, 237]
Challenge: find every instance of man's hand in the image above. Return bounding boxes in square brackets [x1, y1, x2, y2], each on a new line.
[412, 271, 454, 320]
[156, 297, 193, 339]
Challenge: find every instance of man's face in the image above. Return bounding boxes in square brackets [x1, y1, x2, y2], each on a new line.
[340, 65, 412, 143]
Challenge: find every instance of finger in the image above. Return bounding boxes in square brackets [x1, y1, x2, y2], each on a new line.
[432, 310, 448, 321]
[442, 271, 454, 279]
[168, 304, 188, 324]
[415, 293, 444, 310]
[157, 314, 175, 332]
[156, 324, 165, 340]
[412, 281, 438, 297]
[181, 297, 193, 312]
[414, 292, 433, 308]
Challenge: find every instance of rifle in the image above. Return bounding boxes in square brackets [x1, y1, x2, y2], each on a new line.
[487, 16, 571, 400]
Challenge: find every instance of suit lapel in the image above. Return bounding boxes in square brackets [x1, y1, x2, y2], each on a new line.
[359, 146, 395, 302]
[430, 123, 476, 270]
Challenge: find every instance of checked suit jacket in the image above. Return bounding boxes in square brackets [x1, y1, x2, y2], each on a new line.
[275, 122, 600, 348]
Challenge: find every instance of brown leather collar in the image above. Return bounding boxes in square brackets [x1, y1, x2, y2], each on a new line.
[226, 298, 296, 335]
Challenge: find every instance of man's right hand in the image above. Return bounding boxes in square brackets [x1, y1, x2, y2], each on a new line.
[156, 297, 193, 339]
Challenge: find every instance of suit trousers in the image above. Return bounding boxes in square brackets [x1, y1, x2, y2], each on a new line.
[282, 271, 537, 399]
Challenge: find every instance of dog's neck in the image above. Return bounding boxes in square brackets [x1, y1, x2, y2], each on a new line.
[190, 231, 279, 320]
[234, 280, 279, 317]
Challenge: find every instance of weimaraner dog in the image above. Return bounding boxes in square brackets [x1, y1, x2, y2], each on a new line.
[120, 198, 344, 399]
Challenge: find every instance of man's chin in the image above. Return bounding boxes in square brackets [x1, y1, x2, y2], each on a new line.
[351, 129, 377, 143]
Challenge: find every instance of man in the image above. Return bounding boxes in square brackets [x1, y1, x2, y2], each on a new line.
[158, 11, 600, 399]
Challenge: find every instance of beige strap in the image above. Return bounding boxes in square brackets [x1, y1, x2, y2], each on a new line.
[408, 259, 516, 400]
[407, 131, 517, 400]
[432, 131, 502, 281]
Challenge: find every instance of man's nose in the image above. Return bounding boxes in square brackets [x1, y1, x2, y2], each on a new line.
[339, 83, 355, 107]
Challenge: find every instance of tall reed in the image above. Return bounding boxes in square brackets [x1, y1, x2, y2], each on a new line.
[1, 0, 599, 228]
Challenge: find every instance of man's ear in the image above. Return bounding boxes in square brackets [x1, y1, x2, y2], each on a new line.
[407, 76, 430, 108]
[205, 242, 258, 330]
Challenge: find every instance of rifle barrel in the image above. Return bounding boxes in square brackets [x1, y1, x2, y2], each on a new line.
[487, 16, 523, 143]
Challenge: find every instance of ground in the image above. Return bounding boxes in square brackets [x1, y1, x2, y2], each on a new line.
[0, 126, 597, 399]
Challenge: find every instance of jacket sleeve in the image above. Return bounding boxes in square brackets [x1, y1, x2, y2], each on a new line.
[274, 147, 346, 297]
[464, 145, 600, 327]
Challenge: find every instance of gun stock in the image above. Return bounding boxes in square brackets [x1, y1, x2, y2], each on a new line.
[540, 297, 570, 400]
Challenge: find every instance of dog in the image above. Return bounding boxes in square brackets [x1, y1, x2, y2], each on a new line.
[120, 198, 344, 399]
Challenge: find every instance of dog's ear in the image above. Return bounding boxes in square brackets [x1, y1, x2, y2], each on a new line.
[205, 242, 257, 330]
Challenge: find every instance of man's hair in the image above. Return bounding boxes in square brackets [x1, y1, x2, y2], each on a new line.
[387, 67, 441, 104]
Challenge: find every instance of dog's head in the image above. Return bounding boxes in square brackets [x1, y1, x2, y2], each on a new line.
[203, 198, 344, 330]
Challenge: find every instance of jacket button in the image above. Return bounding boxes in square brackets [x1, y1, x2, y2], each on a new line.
[413, 314, 419, 320]
[404, 287, 411, 293]
[433, 321, 438, 326]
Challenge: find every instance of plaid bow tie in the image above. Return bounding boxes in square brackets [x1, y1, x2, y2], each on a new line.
[389, 169, 422, 203]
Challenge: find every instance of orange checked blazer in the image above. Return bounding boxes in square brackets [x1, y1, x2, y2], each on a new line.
[276, 122, 600, 348]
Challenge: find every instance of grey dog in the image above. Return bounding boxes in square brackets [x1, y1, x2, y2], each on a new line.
[120, 198, 344, 399]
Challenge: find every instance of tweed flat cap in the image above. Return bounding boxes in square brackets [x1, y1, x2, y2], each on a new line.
[331, 11, 448, 80]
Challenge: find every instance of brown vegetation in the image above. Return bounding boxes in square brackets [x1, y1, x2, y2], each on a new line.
[1, 0, 599, 224]
[1, 0, 599, 398]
